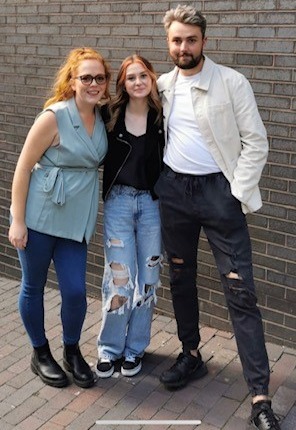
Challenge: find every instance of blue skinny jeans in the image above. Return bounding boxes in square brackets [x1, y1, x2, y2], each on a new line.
[17, 228, 88, 347]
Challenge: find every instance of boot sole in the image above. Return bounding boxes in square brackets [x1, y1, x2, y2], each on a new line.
[63, 360, 95, 388]
[161, 362, 208, 390]
[31, 362, 68, 388]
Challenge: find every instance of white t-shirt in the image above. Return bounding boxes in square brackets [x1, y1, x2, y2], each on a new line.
[164, 72, 221, 175]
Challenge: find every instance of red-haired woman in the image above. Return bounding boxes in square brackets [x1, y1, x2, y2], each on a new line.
[96, 55, 164, 378]
[8, 48, 110, 388]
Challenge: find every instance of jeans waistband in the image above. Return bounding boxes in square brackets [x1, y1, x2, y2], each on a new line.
[163, 164, 223, 180]
[111, 184, 150, 197]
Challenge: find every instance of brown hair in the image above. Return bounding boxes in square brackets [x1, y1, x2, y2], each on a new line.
[44, 47, 111, 108]
[106, 55, 162, 132]
[163, 4, 207, 38]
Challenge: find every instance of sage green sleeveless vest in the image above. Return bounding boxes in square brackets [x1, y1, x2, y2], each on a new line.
[25, 97, 107, 243]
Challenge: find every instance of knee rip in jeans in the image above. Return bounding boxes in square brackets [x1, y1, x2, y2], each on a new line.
[170, 256, 184, 275]
[226, 270, 242, 280]
[108, 261, 130, 311]
[109, 294, 128, 311]
[224, 271, 244, 294]
[135, 282, 158, 308]
[145, 284, 152, 295]
[106, 238, 124, 249]
[146, 255, 163, 268]
[171, 257, 184, 265]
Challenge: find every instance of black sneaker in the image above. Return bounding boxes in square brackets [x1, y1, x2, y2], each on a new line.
[160, 351, 208, 389]
[95, 358, 114, 378]
[121, 356, 142, 377]
[249, 400, 281, 430]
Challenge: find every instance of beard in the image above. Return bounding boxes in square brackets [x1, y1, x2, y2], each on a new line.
[172, 52, 203, 70]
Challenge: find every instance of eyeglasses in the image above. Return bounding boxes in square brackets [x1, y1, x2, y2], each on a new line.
[75, 74, 107, 85]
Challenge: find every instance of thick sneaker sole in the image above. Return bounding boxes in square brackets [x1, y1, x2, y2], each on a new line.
[162, 362, 208, 390]
[31, 361, 68, 388]
[121, 361, 142, 377]
[95, 364, 115, 379]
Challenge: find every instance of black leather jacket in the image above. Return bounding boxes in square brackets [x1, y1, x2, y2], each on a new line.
[101, 103, 164, 201]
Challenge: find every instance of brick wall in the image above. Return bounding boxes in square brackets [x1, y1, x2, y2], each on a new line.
[0, 1, 295, 347]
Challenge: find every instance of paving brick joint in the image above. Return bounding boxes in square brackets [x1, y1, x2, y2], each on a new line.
[1, 276, 296, 429]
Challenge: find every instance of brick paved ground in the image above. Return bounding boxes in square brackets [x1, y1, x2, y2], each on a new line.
[1, 276, 296, 430]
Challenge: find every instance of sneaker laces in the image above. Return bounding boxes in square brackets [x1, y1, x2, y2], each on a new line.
[258, 409, 280, 428]
[170, 353, 192, 370]
[252, 402, 281, 429]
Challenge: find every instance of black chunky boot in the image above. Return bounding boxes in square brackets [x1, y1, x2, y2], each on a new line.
[31, 341, 68, 388]
[63, 343, 95, 388]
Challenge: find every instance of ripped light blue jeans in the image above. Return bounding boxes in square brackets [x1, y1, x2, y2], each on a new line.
[98, 185, 162, 361]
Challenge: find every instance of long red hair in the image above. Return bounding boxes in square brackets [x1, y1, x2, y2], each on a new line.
[44, 47, 111, 108]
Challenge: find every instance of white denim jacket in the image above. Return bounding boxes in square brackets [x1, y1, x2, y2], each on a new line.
[157, 56, 269, 214]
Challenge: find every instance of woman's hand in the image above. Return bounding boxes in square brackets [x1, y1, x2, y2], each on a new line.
[8, 220, 28, 250]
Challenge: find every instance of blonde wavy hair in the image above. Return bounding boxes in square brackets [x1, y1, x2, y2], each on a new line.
[106, 55, 162, 132]
[44, 47, 111, 108]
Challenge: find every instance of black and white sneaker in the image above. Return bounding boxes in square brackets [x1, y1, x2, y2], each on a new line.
[121, 356, 142, 377]
[96, 358, 114, 378]
[248, 400, 281, 429]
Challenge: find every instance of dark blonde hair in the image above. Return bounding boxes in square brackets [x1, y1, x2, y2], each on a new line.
[106, 55, 162, 132]
[44, 47, 111, 108]
[163, 4, 207, 38]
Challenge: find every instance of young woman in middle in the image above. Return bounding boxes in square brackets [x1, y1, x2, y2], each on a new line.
[96, 55, 164, 378]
